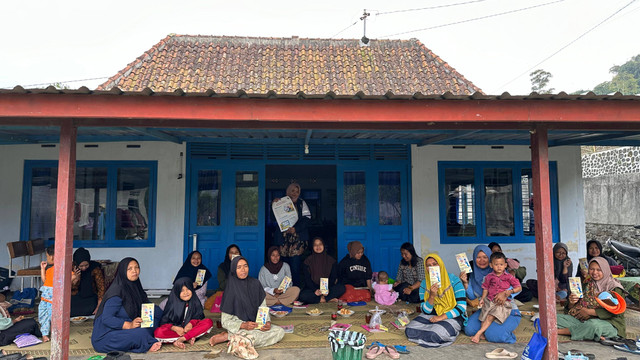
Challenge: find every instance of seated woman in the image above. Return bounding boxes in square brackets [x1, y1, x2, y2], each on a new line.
[154, 277, 213, 348]
[462, 245, 522, 344]
[298, 237, 345, 304]
[172, 251, 212, 308]
[405, 254, 467, 348]
[0, 307, 41, 346]
[209, 256, 285, 349]
[91, 257, 163, 353]
[258, 246, 300, 306]
[392, 242, 424, 303]
[488, 242, 532, 302]
[337, 241, 372, 302]
[217, 244, 241, 291]
[557, 257, 626, 341]
[575, 240, 618, 281]
[526, 243, 573, 301]
[70, 247, 106, 316]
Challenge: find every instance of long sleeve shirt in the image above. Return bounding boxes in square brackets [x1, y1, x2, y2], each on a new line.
[258, 263, 292, 295]
[419, 273, 467, 320]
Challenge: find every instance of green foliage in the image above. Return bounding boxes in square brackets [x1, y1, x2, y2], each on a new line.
[592, 55, 640, 95]
[529, 69, 555, 94]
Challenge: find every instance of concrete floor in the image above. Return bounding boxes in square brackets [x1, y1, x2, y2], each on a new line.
[67, 341, 636, 360]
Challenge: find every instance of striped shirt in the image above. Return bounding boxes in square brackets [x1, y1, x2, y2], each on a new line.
[395, 256, 425, 285]
[418, 273, 467, 320]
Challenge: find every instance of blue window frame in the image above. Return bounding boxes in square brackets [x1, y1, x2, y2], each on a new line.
[21, 160, 157, 248]
[438, 161, 559, 244]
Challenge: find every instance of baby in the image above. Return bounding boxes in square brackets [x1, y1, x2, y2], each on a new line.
[471, 252, 521, 343]
[373, 271, 399, 306]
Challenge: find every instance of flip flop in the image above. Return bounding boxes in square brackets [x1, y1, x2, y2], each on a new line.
[600, 336, 627, 347]
[485, 348, 518, 359]
[393, 345, 410, 354]
[365, 344, 385, 359]
[568, 349, 595, 360]
[384, 346, 400, 359]
[614, 344, 640, 355]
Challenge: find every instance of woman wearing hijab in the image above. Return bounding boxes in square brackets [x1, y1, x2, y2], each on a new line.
[258, 246, 301, 306]
[209, 256, 285, 348]
[299, 237, 345, 304]
[405, 254, 467, 348]
[217, 244, 241, 291]
[576, 240, 618, 281]
[173, 251, 212, 307]
[557, 257, 626, 341]
[272, 183, 311, 287]
[91, 257, 163, 353]
[154, 277, 213, 348]
[392, 242, 425, 303]
[70, 247, 106, 316]
[337, 240, 373, 302]
[463, 245, 522, 343]
[526, 242, 573, 300]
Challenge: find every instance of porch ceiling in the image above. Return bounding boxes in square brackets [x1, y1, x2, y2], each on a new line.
[1, 87, 640, 146]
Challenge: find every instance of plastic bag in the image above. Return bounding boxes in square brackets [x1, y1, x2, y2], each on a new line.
[368, 307, 383, 329]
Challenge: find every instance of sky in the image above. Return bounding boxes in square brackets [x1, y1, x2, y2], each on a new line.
[1, 0, 638, 95]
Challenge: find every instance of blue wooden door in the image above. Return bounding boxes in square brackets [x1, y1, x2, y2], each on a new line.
[187, 160, 264, 289]
[337, 163, 410, 276]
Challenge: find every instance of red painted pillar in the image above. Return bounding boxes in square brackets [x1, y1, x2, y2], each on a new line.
[530, 125, 558, 360]
[51, 120, 76, 360]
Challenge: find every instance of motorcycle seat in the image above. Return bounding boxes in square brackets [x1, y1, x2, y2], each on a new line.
[610, 240, 640, 258]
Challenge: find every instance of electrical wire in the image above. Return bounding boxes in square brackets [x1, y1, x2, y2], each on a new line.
[376, 0, 488, 16]
[5, 76, 110, 89]
[330, 19, 360, 39]
[380, 0, 565, 38]
[499, 0, 637, 89]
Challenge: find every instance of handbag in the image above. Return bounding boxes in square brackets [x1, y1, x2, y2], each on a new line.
[521, 318, 548, 360]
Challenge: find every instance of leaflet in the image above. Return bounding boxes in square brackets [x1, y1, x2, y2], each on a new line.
[455, 253, 472, 273]
[195, 269, 206, 286]
[278, 276, 292, 292]
[569, 277, 583, 298]
[428, 266, 441, 287]
[320, 277, 329, 295]
[272, 196, 298, 232]
[256, 306, 270, 327]
[141, 303, 154, 328]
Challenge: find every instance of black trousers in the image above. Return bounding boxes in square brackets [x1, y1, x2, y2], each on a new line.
[0, 318, 42, 346]
[394, 282, 421, 303]
[70, 294, 98, 317]
[298, 283, 346, 304]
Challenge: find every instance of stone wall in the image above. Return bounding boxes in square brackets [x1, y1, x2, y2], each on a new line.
[582, 146, 640, 178]
[585, 223, 640, 248]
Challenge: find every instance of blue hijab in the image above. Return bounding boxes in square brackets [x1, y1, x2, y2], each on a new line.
[469, 245, 492, 299]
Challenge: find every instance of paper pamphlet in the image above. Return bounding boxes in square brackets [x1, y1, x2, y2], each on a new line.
[278, 276, 292, 291]
[141, 303, 154, 328]
[569, 277, 583, 298]
[455, 253, 473, 273]
[428, 266, 441, 286]
[578, 258, 589, 273]
[256, 306, 270, 327]
[320, 277, 329, 295]
[272, 196, 298, 232]
[195, 269, 206, 286]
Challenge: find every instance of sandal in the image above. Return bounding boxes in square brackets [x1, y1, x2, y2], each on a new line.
[365, 344, 385, 359]
[566, 350, 595, 360]
[600, 336, 627, 347]
[613, 343, 640, 355]
[384, 346, 400, 359]
[485, 348, 518, 359]
[393, 345, 410, 354]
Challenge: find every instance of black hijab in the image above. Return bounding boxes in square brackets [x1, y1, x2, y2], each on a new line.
[95, 257, 149, 320]
[73, 247, 101, 298]
[586, 240, 618, 265]
[160, 277, 205, 327]
[219, 256, 266, 322]
[175, 251, 212, 290]
[553, 243, 572, 280]
[218, 244, 242, 277]
[264, 246, 284, 275]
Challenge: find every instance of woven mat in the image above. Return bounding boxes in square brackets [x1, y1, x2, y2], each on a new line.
[4, 300, 639, 356]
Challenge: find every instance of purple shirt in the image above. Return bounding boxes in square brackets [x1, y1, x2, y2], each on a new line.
[481, 272, 520, 301]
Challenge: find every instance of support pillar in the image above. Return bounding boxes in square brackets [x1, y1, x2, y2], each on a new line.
[51, 120, 76, 360]
[530, 125, 558, 360]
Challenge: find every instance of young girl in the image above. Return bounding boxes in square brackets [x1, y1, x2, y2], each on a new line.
[373, 271, 399, 305]
[39, 245, 55, 342]
[154, 277, 213, 349]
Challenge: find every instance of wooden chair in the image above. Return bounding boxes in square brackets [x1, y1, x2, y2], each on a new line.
[6, 241, 42, 290]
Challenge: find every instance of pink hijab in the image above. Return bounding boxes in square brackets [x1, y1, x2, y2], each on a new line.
[590, 257, 622, 293]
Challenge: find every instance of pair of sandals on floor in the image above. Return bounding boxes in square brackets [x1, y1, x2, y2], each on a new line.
[365, 341, 406, 359]
[600, 335, 640, 355]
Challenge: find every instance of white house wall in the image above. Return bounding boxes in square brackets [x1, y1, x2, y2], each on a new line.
[0, 142, 186, 289]
[410, 145, 586, 280]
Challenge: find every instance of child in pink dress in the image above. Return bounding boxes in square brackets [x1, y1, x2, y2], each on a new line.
[373, 271, 399, 305]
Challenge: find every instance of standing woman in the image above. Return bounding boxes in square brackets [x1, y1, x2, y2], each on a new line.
[337, 241, 373, 302]
[209, 256, 285, 349]
[392, 242, 425, 303]
[91, 257, 162, 353]
[273, 183, 311, 287]
[217, 244, 241, 291]
[258, 246, 300, 306]
[405, 254, 467, 348]
[299, 237, 345, 304]
[173, 251, 212, 307]
[70, 247, 106, 316]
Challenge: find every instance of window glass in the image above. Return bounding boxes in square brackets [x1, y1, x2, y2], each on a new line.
[29, 167, 58, 241]
[344, 172, 366, 226]
[235, 171, 258, 226]
[521, 169, 535, 236]
[197, 170, 221, 226]
[484, 168, 514, 237]
[116, 168, 150, 240]
[75, 168, 108, 240]
[444, 168, 476, 237]
[378, 171, 401, 225]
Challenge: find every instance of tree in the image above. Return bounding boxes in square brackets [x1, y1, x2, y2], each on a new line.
[592, 54, 640, 95]
[530, 69, 555, 94]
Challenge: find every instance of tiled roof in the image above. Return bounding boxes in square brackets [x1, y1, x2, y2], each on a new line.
[98, 35, 482, 95]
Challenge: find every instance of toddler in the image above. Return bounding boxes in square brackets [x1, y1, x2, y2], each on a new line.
[39, 245, 55, 342]
[471, 252, 521, 343]
[373, 271, 399, 305]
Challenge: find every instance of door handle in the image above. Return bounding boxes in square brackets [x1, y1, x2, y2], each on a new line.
[190, 234, 198, 251]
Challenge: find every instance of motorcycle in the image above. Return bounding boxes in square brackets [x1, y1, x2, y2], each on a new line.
[607, 238, 640, 277]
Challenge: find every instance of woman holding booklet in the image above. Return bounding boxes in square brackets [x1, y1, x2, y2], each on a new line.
[161, 251, 212, 310]
[210, 255, 284, 349]
[91, 257, 163, 353]
[299, 237, 345, 304]
[258, 246, 300, 306]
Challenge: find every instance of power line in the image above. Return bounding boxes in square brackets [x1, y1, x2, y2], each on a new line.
[500, 0, 637, 90]
[330, 19, 360, 39]
[4, 76, 110, 89]
[380, 0, 565, 38]
[376, 0, 488, 16]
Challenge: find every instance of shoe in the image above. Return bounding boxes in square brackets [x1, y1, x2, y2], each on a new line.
[393, 345, 410, 354]
[366, 345, 385, 359]
[384, 346, 400, 359]
[485, 348, 518, 359]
